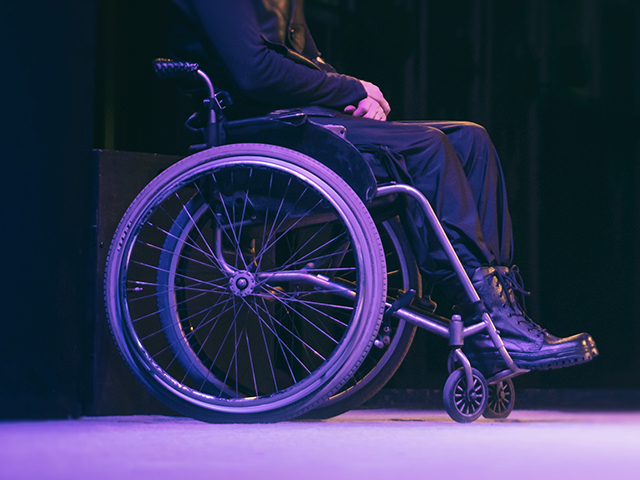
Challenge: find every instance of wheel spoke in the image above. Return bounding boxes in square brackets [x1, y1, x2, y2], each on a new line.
[177, 295, 235, 386]
[245, 295, 327, 364]
[258, 283, 348, 335]
[149, 217, 219, 269]
[245, 297, 312, 376]
[260, 224, 347, 275]
[256, 296, 296, 387]
[253, 194, 325, 270]
[254, 176, 292, 273]
[150, 294, 236, 360]
[208, 173, 250, 272]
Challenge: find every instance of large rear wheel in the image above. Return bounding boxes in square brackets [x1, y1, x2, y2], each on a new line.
[104, 144, 387, 423]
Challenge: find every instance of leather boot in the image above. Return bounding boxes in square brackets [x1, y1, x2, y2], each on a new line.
[463, 266, 599, 375]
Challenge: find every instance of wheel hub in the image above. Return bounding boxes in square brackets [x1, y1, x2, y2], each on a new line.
[229, 272, 256, 297]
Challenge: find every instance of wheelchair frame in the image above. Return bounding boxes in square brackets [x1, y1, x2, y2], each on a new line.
[104, 60, 529, 424]
[192, 61, 530, 387]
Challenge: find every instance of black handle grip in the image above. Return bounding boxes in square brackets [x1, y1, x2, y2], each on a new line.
[152, 58, 199, 80]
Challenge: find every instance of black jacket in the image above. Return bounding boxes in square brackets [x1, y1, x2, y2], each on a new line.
[168, 0, 367, 117]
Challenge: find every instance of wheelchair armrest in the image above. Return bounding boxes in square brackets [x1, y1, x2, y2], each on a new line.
[224, 114, 378, 203]
[226, 109, 307, 129]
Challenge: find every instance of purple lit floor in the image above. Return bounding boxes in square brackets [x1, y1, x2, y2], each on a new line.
[2, 410, 639, 480]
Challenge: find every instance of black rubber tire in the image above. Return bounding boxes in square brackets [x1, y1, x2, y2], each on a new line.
[104, 144, 387, 423]
[301, 217, 420, 419]
[443, 367, 488, 423]
[483, 379, 515, 419]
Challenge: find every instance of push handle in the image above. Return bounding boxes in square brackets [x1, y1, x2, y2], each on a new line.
[152, 58, 199, 81]
[152, 58, 222, 147]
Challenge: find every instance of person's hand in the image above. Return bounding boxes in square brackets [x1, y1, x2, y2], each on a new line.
[344, 97, 387, 121]
[344, 80, 390, 121]
[360, 80, 390, 116]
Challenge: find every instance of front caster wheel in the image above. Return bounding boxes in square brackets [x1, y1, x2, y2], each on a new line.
[443, 367, 488, 423]
[483, 379, 515, 419]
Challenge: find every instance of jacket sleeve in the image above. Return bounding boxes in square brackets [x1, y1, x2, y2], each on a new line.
[180, 0, 367, 109]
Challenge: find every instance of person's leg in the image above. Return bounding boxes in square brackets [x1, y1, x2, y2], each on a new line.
[308, 113, 494, 281]
[405, 121, 513, 266]
[308, 112, 598, 373]
[401, 121, 597, 372]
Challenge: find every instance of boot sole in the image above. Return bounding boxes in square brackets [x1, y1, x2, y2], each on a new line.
[466, 344, 599, 375]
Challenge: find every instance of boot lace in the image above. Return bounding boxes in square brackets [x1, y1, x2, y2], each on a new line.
[494, 265, 545, 336]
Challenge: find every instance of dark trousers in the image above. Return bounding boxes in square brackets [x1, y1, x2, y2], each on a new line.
[308, 112, 513, 283]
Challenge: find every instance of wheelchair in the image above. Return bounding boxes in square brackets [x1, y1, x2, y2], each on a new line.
[104, 60, 529, 424]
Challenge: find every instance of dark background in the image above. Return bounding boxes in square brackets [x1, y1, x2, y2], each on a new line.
[2, 0, 639, 418]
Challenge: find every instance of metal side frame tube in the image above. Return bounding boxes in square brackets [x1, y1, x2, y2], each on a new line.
[197, 69, 215, 124]
[257, 270, 451, 338]
[374, 184, 520, 373]
[258, 270, 526, 384]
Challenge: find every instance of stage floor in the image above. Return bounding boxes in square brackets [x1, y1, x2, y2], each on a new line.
[2, 409, 639, 479]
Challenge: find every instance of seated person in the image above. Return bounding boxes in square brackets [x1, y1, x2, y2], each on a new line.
[165, 0, 598, 374]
